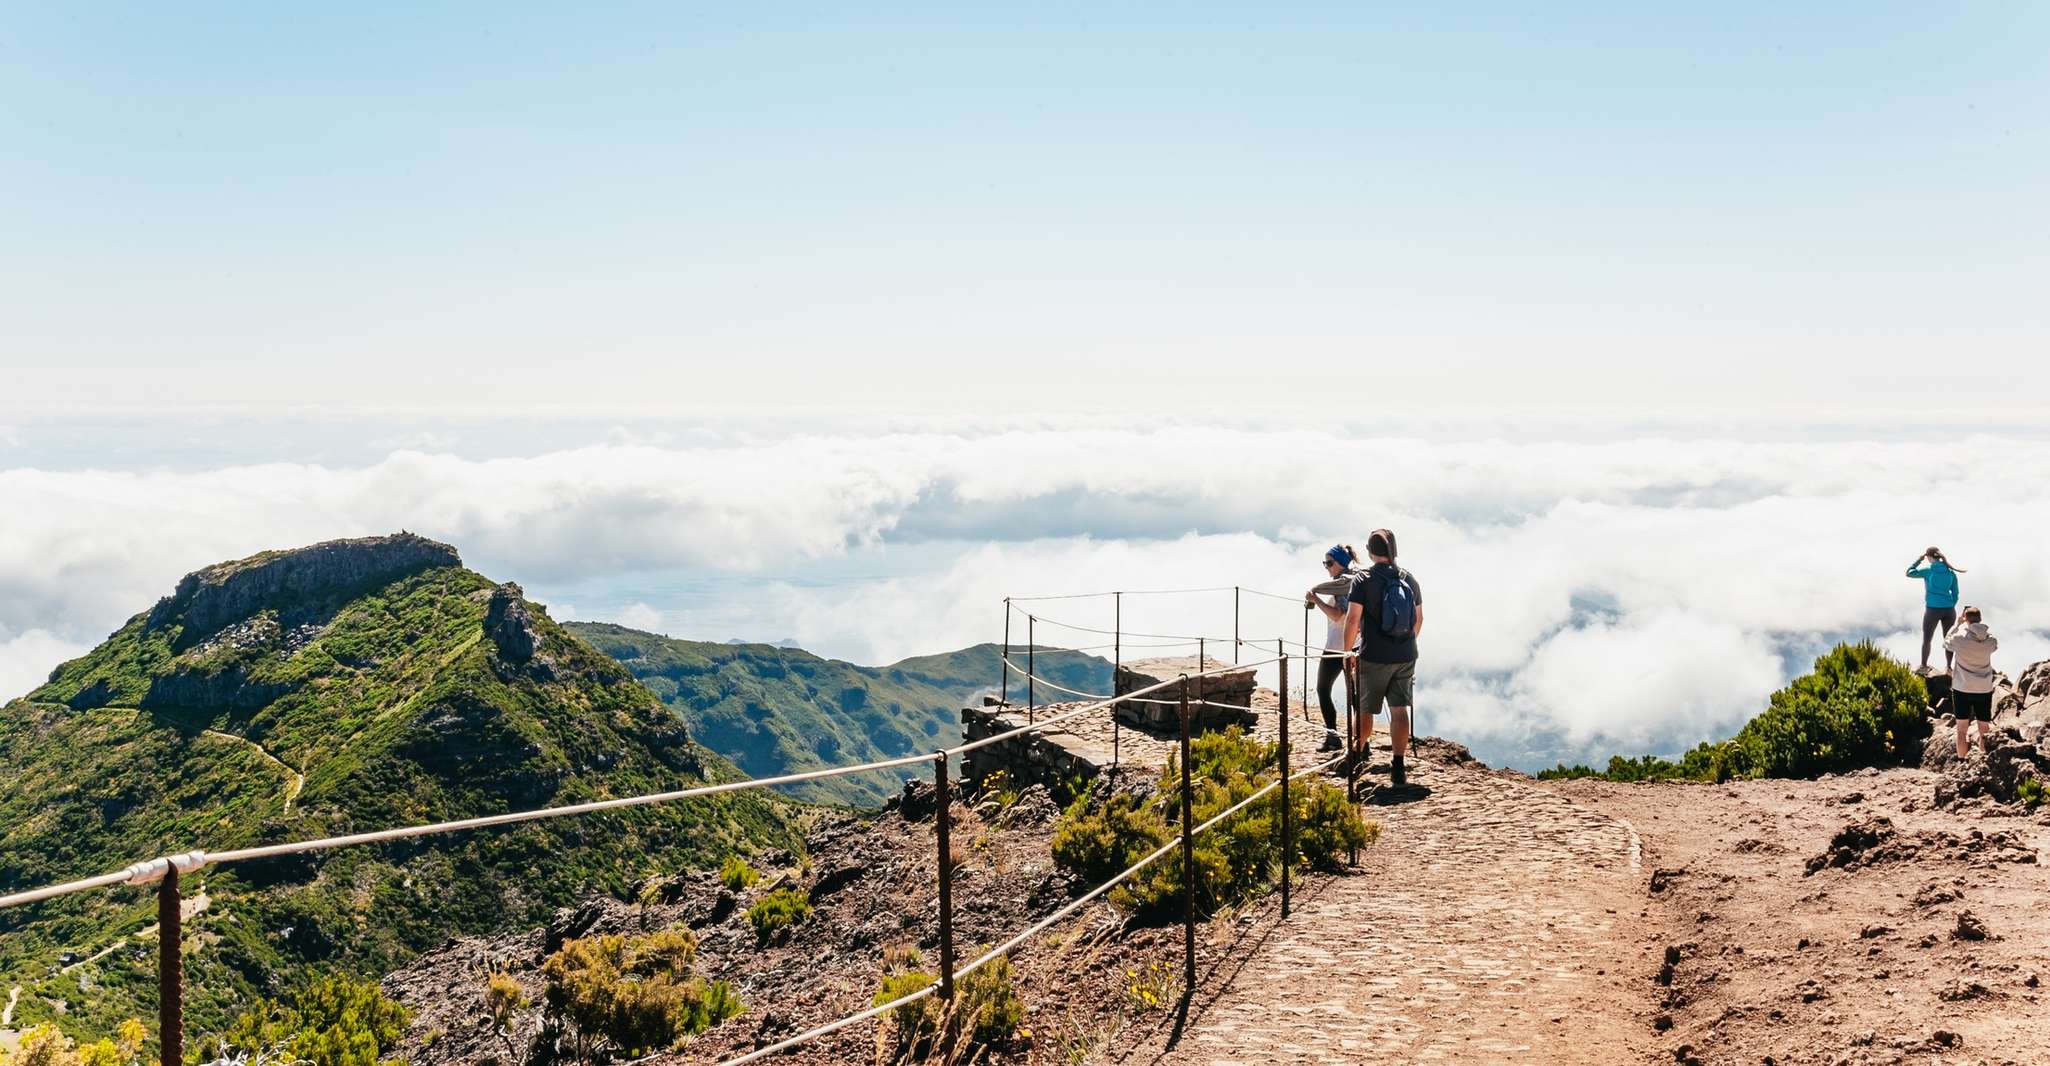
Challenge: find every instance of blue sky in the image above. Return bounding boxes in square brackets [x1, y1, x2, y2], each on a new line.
[5, 3, 2046, 412]
[4, 7, 2049, 770]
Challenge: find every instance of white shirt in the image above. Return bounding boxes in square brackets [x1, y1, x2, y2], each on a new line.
[1319, 589, 1350, 651]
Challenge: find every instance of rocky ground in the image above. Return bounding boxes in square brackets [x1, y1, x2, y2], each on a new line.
[1553, 702, 2050, 1066]
[382, 665, 2050, 1066]
[383, 776, 1211, 1066]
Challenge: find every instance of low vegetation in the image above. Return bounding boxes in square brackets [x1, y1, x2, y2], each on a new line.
[872, 946, 1025, 1062]
[745, 888, 812, 942]
[195, 973, 410, 1066]
[1538, 642, 1930, 783]
[1050, 727, 1375, 918]
[540, 929, 742, 1065]
[0, 1018, 145, 1066]
[718, 855, 760, 891]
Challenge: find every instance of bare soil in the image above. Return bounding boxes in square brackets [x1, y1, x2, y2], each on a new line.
[1559, 766, 2050, 1066]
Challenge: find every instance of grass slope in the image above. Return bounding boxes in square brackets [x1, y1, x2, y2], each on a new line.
[0, 548, 801, 1049]
[567, 624, 1112, 807]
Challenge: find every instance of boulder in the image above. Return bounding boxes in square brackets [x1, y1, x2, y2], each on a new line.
[1926, 722, 2050, 805]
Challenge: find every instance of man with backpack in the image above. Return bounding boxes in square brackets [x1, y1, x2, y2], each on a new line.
[1344, 528, 1423, 786]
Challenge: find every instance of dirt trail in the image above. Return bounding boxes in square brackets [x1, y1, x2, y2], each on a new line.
[201, 728, 304, 812]
[1127, 740, 1656, 1064]
[1560, 767, 2050, 1065]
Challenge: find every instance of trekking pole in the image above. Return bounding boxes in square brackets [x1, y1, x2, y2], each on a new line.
[1301, 607, 1311, 723]
[1178, 682, 1197, 996]
[1344, 652, 1359, 867]
[1278, 641, 1292, 919]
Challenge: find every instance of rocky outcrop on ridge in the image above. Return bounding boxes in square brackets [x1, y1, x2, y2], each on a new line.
[485, 582, 544, 662]
[145, 532, 461, 639]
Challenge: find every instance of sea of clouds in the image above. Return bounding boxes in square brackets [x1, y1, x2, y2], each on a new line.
[4, 419, 2046, 770]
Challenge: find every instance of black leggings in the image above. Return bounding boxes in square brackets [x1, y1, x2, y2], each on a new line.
[1922, 607, 1956, 668]
[1316, 655, 1344, 731]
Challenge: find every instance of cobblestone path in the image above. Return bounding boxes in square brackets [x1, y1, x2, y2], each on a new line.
[1132, 741, 1655, 1064]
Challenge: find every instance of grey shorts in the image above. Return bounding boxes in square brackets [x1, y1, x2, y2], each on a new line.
[1355, 659, 1415, 715]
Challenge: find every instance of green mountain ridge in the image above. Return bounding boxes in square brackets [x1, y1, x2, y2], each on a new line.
[0, 535, 800, 1047]
[565, 622, 1113, 807]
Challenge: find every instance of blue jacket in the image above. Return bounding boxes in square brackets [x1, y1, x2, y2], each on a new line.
[1907, 559, 1960, 609]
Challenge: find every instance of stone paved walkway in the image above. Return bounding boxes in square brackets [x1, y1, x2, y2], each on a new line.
[1124, 742, 1654, 1065]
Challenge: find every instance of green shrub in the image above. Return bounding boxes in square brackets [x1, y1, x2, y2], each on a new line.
[745, 888, 812, 943]
[541, 929, 741, 1064]
[2018, 776, 2046, 811]
[1051, 728, 1373, 919]
[872, 970, 940, 1050]
[957, 954, 1025, 1046]
[720, 855, 761, 891]
[202, 974, 411, 1066]
[1537, 642, 1930, 784]
[871, 948, 1023, 1060]
[1050, 788, 1169, 884]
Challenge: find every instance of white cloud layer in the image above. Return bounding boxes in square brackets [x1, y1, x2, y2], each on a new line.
[5, 423, 2048, 768]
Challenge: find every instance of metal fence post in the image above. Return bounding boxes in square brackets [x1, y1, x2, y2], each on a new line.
[1026, 615, 1036, 723]
[1278, 641, 1292, 919]
[1000, 599, 1011, 706]
[158, 866, 183, 1066]
[934, 753, 956, 1004]
[1178, 683, 1197, 995]
[1112, 592, 1121, 777]
[1232, 586, 1240, 664]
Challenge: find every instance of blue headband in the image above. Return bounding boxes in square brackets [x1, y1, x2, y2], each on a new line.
[1325, 545, 1353, 568]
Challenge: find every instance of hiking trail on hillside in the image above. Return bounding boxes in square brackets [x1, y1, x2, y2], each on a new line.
[1118, 739, 1656, 1064]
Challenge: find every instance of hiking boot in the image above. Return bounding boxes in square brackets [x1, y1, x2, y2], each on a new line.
[1391, 754, 1407, 787]
[1318, 734, 1343, 753]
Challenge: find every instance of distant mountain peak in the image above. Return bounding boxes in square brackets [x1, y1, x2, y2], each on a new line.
[145, 532, 461, 638]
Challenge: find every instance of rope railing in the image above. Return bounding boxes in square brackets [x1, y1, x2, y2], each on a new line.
[725, 674, 1350, 1066]
[4, 582, 1385, 1066]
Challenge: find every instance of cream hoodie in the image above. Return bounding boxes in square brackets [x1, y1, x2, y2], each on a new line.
[1944, 621, 1999, 694]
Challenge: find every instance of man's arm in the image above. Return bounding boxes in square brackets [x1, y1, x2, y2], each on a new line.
[1413, 603, 1424, 637]
[1343, 601, 1362, 656]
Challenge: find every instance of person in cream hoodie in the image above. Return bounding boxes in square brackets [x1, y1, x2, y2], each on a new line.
[1943, 606, 1999, 759]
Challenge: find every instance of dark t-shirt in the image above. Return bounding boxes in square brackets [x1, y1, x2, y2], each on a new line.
[1348, 563, 1422, 664]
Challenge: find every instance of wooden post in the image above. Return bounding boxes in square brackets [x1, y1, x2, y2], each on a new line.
[1178, 684, 1197, 994]
[1000, 599, 1011, 705]
[158, 867, 183, 1066]
[934, 753, 956, 1003]
[1278, 641, 1292, 919]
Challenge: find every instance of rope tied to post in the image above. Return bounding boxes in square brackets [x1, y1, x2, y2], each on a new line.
[122, 851, 208, 886]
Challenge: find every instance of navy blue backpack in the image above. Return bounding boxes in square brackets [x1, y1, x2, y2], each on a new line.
[1376, 568, 1416, 638]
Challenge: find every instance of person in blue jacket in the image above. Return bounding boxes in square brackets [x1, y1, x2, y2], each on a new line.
[1907, 546, 1965, 672]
